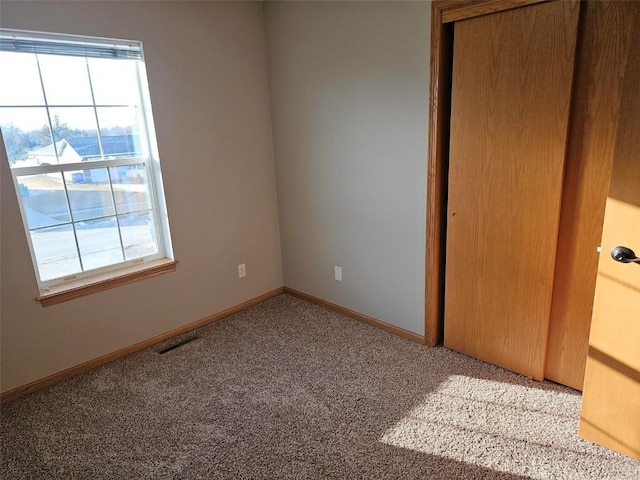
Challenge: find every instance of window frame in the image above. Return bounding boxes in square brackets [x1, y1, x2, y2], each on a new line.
[1, 29, 175, 300]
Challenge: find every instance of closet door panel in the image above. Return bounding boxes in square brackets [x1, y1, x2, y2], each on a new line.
[545, 0, 636, 390]
[443, 0, 580, 379]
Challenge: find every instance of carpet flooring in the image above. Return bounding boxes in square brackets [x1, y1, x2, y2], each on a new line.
[1, 294, 638, 479]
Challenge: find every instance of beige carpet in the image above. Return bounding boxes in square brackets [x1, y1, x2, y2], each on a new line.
[1, 294, 638, 479]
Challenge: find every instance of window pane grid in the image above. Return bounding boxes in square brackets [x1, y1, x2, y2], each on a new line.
[115, 206, 154, 218]
[29, 225, 81, 281]
[13, 157, 146, 176]
[85, 55, 106, 160]
[2, 53, 144, 167]
[34, 52, 59, 165]
[1, 31, 169, 289]
[58, 167, 85, 274]
[27, 206, 153, 233]
[29, 209, 157, 281]
[106, 166, 127, 262]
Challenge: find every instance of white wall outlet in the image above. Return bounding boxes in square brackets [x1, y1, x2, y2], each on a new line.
[334, 266, 342, 282]
[238, 263, 246, 278]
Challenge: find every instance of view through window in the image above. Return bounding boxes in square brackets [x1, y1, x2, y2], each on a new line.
[0, 30, 172, 289]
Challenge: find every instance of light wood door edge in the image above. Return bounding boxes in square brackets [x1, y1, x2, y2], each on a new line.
[284, 287, 426, 345]
[0, 287, 284, 404]
[425, 0, 551, 347]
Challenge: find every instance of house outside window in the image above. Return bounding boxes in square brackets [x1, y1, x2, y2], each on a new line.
[0, 30, 174, 300]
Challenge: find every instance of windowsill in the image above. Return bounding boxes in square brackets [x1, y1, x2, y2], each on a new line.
[36, 258, 177, 307]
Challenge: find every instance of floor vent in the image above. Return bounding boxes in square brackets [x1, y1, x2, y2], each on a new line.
[158, 336, 198, 355]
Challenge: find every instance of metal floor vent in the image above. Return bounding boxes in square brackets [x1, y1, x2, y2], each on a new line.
[158, 336, 198, 355]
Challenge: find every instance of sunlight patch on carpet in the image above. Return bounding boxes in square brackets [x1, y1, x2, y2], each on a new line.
[379, 375, 629, 480]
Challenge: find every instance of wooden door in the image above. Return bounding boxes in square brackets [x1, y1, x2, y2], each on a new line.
[579, 4, 640, 458]
[545, 0, 638, 391]
[443, 0, 580, 379]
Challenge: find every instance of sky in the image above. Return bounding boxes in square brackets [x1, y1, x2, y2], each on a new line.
[0, 51, 140, 132]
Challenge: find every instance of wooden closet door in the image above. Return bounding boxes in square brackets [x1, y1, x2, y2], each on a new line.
[443, 0, 580, 379]
[545, 0, 638, 391]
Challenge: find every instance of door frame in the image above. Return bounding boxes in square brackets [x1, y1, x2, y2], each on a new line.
[424, 0, 551, 345]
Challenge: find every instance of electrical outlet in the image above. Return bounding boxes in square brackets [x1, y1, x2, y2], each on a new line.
[238, 263, 246, 278]
[334, 266, 342, 282]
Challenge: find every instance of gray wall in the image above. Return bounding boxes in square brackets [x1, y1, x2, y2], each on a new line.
[0, 1, 283, 393]
[1, 0, 432, 394]
[265, 1, 430, 335]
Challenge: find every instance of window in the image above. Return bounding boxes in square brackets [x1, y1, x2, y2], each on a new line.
[0, 30, 174, 302]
